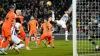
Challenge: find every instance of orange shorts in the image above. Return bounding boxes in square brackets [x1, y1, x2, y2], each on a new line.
[29, 29, 37, 36]
[18, 26, 26, 40]
[2, 24, 11, 38]
[40, 32, 52, 42]
[19, 31, 26, 40]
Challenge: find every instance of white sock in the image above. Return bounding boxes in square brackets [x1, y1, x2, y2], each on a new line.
[65, 31, 68, 41]
[16, 44, 24, 49]
[52, 12, 55, 21]
[96, 45, 99, 49]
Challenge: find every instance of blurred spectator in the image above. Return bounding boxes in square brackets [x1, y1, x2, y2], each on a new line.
[0, 0, 72, 33]
[77, 0, 100, 33]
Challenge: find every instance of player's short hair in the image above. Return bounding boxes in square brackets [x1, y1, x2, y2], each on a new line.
[33, 16, 37, 20]
[9, 5, 15, 9]
[47, 14, 52, 18]
[47, 10, 52, 15]
[44, 17, 48, 21]
[64, 4, 72, 12]
[16, 10, 21, 14]
[45, 14, 52, 20]
[16, 18, 21, 23]
[30, 15, 34, 20]
[47, 10, 52, 17]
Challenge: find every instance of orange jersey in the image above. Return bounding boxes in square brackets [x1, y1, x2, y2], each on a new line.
[41, 22, 52, 33]
[28, 19, 38, 30]
[2, 11, 16, 38]
[4, 11, 16, 26]
[17, 16, 24, 24]
[18, 25, 26, 39]
[16, 16, 25, 40]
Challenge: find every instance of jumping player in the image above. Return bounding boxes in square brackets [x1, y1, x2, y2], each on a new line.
[51, 5, 72, 41]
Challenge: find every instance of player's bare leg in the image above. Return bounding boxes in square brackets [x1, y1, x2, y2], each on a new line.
[37, 38, 42, 48]
[34, 35, 38, 47]
[25, 37, 31, 50]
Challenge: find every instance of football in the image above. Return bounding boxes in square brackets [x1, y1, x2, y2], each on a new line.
[46, 1, 52, 6]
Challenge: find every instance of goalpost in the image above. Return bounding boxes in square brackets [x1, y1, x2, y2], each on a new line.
[73, 0, 77, 56]
[75, 0, 100, 56]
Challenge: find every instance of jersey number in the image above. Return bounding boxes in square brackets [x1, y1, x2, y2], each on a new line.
[46, 26, 49, 31]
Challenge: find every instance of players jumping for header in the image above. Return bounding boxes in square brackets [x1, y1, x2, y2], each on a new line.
[0, 4, 72, 55]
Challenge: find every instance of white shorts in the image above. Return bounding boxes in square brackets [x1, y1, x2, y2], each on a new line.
[56, 20, 66, 28]
[12, 35, 22, 44]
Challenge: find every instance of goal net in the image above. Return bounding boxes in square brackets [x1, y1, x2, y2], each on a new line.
[76, 0, 100, 56]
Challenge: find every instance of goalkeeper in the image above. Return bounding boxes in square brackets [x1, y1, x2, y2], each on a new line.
[86, 15, 100, 51]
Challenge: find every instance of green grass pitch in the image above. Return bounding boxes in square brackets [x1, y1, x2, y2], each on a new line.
[77, 40, 100, 56]
[1, 40, 72, 56]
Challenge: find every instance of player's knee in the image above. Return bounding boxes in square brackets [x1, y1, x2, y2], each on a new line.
[29, 34, 32, 38]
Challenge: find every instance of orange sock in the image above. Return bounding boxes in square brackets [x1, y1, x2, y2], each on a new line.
[34, 37, 38, 44]
[25, 37, 30, 46]
[37, 39, 41, 46]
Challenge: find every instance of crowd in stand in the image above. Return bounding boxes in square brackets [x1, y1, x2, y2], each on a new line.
[0, 0, 72, 33]
[77, 0, 100, 32]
